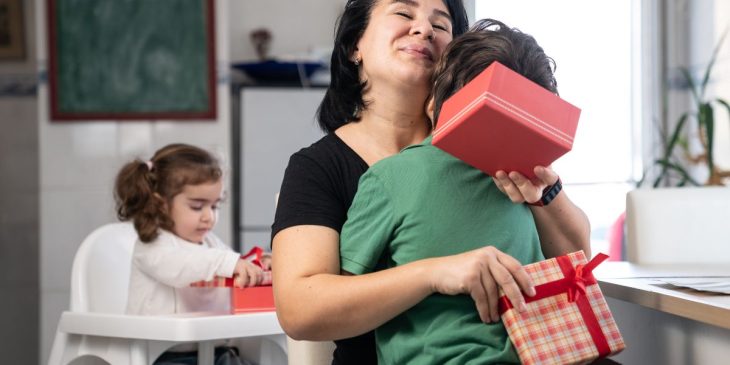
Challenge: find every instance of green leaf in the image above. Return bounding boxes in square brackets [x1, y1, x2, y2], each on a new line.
[717, 98, 730, 120]
[699, 103, 714, 173]
[680, 68, 700, 104]
[654, 159, 701, 186]
[700, 28, 729, 100]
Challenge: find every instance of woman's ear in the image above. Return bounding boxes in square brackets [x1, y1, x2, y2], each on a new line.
[426, 97, 436, 126]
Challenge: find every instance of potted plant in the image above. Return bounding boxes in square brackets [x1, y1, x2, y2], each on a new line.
[642, 31, 730, 187]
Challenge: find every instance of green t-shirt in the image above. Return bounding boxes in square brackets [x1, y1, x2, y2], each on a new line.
[340, 136, 545, 365]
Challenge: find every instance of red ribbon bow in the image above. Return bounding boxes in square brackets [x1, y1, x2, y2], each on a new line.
[242, 246, 266, 268]
[563, 253, 606, 302]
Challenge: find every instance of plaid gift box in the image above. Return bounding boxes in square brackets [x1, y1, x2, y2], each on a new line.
[190, 247, 275, 314]
[498, 251, 625, 365]
[432, 61, 580, 179]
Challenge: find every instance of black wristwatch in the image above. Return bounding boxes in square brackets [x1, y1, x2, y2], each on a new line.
[527, 177, 562, 207]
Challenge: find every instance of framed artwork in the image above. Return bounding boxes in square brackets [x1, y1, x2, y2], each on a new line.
[0, 0, 25, 60]
[47, 0, 217, 121]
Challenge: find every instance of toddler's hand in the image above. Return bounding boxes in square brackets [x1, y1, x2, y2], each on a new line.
[233, 259, 265, 288]
[259, 253, 272, 270]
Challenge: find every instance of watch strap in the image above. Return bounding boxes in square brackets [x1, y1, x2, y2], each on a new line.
[528, 177, 562, 207]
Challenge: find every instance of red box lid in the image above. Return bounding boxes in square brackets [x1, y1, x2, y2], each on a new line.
[432, 61, 580, 179]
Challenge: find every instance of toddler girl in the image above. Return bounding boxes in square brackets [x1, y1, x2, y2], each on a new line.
[114, 143, 266, 316]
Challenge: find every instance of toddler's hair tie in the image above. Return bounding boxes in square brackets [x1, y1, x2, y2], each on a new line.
[145, 161, 154, 171]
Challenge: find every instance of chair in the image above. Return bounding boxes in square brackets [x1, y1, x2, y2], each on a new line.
[48, 222, 287, 365]
[625, 187, 730, 264]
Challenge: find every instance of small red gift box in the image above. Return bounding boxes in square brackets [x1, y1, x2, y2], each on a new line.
[190, 247, 275, 314]
[191, 274, 274, 314]
[432, 61, 581, 179]
[498, 251, 625, 365]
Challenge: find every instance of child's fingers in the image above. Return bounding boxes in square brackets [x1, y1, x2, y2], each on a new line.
[234, 271, 248, 288]
[260, 254, 272, 270]
[248, 266, 265, 287]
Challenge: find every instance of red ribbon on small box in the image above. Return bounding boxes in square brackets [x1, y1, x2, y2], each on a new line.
[190, 246, 272, 288]
[498, 253, 612, 358]
[190, 247, 275, 313]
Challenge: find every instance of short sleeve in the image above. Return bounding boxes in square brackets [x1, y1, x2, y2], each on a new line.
[272, 153, 345, 236]
[339, 172, 395, 275]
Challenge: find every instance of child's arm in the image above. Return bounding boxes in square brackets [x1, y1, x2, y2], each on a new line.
[492, 166, 591, 258]
[132, 238, 243, 288]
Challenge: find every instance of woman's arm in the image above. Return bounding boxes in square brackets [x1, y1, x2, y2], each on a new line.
[272, 225, 534, 341]
[493, 166, 591, 259]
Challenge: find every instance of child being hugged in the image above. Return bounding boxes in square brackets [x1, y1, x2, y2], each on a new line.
[115, 143, 266, 316]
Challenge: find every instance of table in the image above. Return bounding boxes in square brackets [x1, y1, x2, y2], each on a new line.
[594, 262, 730, 364]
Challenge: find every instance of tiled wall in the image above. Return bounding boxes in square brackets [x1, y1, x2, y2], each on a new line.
[35, 0, 231, 362]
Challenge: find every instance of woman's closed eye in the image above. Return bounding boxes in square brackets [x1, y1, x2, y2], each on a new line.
[396, 11, 412, 20]
[432, 22, 449, 32]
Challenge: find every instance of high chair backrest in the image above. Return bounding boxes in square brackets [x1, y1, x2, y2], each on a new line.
[70, 222, 138, 313]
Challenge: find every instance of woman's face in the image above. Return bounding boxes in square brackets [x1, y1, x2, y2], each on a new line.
[355, 0, 453, 90]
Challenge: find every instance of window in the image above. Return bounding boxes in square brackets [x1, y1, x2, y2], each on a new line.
[475, 1, 641, 257]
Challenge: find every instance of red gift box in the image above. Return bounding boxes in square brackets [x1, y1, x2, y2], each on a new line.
[498, 251, 625, 365]
[191, 274, 274, 314]
[190, 247, 275, 314]
[432, 61, 580, 179]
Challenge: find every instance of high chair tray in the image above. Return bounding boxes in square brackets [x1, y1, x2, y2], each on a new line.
[57, 310, 282, 341]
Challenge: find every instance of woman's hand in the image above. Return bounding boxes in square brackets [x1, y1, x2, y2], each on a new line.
[428, 246, 535, 323]
[233, 259, 265, 288]
[493, 165, 559, 204]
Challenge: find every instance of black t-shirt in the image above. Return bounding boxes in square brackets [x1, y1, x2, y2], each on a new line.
[272, 133, 376, 365]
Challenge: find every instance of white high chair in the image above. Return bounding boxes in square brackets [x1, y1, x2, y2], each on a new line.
[48, 222, 287, 365]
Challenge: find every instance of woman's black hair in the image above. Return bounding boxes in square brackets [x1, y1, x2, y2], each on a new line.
[316, 0, 469, 133]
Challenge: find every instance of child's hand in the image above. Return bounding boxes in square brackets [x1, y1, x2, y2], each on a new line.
[259, 253, 272, 270]
[233, 259, 265, 288]
[492, 165, 559, 205]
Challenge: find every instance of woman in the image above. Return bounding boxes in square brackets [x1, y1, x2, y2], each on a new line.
[271, 0, 590, 363]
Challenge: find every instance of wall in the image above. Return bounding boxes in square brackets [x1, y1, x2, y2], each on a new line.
[0, 0, 38, 363]
[35, 0, 232, 363]
[228, 0, 346, 62]
[712, 0, 730, 170]
[227, 0, 476, 62]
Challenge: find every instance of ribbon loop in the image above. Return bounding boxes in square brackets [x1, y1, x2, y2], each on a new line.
[564, 253, 607, 302]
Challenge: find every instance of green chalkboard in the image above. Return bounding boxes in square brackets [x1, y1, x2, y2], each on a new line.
[48, 0, 216, 120]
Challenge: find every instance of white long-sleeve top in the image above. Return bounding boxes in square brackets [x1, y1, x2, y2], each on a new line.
[125, 230, 240, 315]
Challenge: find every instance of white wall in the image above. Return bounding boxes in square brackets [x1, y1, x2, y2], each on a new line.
[712, 1, 730, 170]
[228, 0, 346, 62]
[36, 1, 232, 363]
[227, 0, 476, 62]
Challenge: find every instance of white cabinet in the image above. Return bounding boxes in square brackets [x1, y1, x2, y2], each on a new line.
[238, 88, 325, 251]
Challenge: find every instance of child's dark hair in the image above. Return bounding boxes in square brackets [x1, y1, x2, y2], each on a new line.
[114, 143, 222, 243]
[431, 18, 558, 125]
